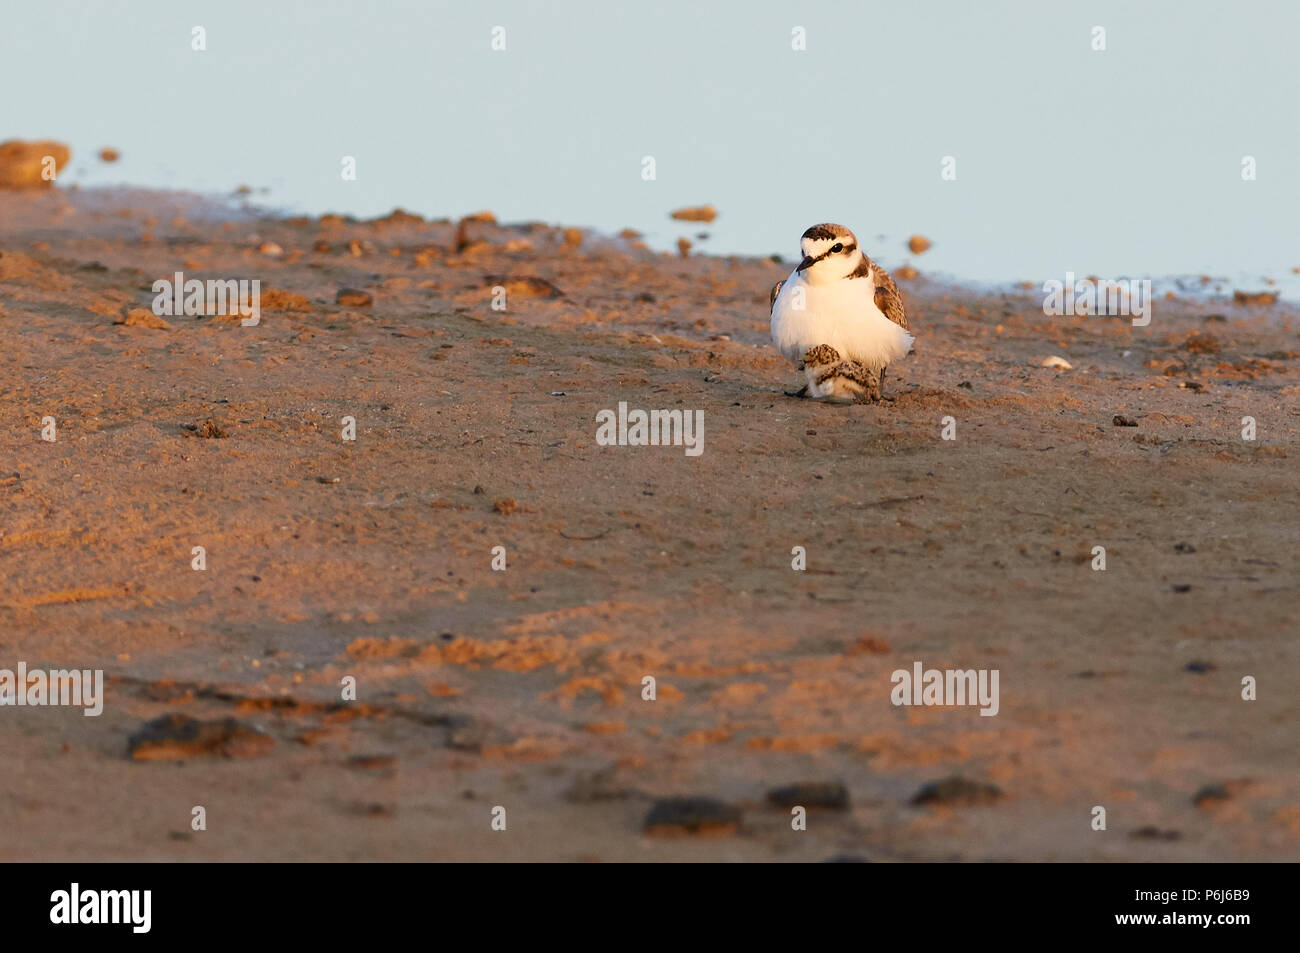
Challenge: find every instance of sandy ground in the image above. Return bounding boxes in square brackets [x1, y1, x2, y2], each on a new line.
[1, 186, 1297, 862]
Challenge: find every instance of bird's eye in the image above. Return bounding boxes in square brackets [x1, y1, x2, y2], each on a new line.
[831, 243, 844, 253]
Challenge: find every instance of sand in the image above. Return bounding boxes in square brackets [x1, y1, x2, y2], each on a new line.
[1, 186, 1297, 861]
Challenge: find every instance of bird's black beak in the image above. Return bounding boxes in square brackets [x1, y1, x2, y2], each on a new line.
[797, 255, 815, 272]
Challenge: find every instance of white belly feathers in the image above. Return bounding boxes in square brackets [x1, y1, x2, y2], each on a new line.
[770, 271, 913, 370]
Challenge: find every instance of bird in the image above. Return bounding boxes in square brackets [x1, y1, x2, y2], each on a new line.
[769, 223, 913, 402]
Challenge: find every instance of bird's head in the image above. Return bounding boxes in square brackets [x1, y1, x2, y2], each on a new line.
[796, 223, 865, 284]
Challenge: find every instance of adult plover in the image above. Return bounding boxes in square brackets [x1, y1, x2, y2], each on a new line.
[769, 223, 913, 401]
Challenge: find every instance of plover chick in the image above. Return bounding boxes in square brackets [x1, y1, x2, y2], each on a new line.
[769, 223, 913, 402]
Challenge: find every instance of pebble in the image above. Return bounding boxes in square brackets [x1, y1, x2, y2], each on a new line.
[642, 797, 741, 835]
[669, 205, 717, 223]
[336, 288, 373, 307]
[910, 776, 1003, 807]
[127, 713, 272, 761]
[907, 235, 931, 254]
[0, 139, 70, 189]
[1129, 826, 1181, 841]
[188, 419, 228, 439]
[483, 276, 562, 299]
[766, 781, 849, 810]
[1193, 784, 1231, 807]
[115, 308, 171, 330]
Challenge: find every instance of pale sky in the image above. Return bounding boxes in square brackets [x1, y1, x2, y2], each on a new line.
[4, 0, 1298, 291]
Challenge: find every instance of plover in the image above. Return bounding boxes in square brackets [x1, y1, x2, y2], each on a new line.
[769, 223, 913, 401]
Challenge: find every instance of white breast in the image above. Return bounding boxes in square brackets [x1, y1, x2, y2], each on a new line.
[770, 272, 913, 370]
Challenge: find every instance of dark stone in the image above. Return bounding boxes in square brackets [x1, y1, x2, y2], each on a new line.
[128, 713, 272, 761]
[911, 776, 1003, 807]
[1193, 784, 1231, 807]
[336, 288, 373, 307]
[766, 781, 850, 811]
[643, 797, 741, 835]
[1130, 826, 1181, 841]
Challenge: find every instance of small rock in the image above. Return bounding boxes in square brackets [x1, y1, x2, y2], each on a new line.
[1233, 291, 1277, 306]
[191, 419, 228, 439]
[910, 776, 1002, 807]
[643, 797, 741, 836]
[313, 241, 331, 253]
[1173, 542, 1196, 553]
[316, 476, 340, 484]
[338, 801, 394, 818]
[669, 205, 717, 223]
[895, 265, 919, 280]
[128, 713, 272, 761]
[1185, 660, 1216, 673]
[376, 207, 424, 226]
[483, 276, 562, 299]
[1041, 355, 1072, 369]
[677, 237, 692, 258]
[562, 227, 583, 248]
[98, 147, 120, 163]
[460, 210, 497, 225]
[257, 241, 283, 257]
[493, 498, 517, 516]
[1129, 826, 1181, 841]
[1193, 784, 1230, 807]
[766, 781, 849, 810]
[336, 288, 373, 307]
[1113, 415, 1138, 427]
[0, 139, 70, 189]
[1185, 332, 1220, 354]
[346, 754, 397, 771]
[907, 235, 931, 254]
[115, 308, 171, 330]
